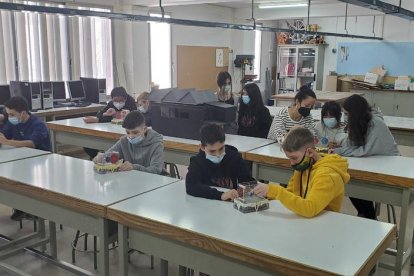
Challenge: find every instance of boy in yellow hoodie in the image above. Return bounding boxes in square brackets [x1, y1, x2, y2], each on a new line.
[254, 127, 350, 218]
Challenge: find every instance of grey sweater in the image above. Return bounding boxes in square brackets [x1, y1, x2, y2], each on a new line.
[334, 112, 400, 157]
[106, 129, 164, 174]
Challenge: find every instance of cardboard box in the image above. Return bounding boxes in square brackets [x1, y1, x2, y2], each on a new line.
[395, 76, 411, 91]
[364, 72, 380, 84]
[325, 75, 339, 92]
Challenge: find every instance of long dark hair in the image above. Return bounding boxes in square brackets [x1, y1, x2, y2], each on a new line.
[343, 95, 372, 146]
[217, 71, 232, 88]
[294, 85, 316, 105]
[321, 101, 342, 127]
[239, 83, 265, 114]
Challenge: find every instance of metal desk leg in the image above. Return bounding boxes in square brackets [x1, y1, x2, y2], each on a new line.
[97, 218, 109, 276]
[395, 188, 411, 276]
[178, 265, 187, 276]
[50, 130, 57, 153]
[160, 259, 168, 276]
[38, 218, 46, 253]
[252, 163, 259, 179]
[118, 224, 128, 276]
[48, 221, 57, 259]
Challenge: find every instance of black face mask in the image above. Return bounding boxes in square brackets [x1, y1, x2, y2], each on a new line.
[298, 107, 311, 117]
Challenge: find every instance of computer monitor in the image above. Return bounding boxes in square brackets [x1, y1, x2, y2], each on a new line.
[52, 81, 67, 102]
[80, 77, 99, 103]
[67, 80, 86, 101]
[0, 85, 10, 107]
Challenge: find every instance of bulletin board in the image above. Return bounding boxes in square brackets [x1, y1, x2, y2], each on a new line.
[177, 45, 229, 91]
[336, 42, 414, 76]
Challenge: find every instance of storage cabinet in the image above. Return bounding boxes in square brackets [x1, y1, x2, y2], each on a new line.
[276, 45, 325, 94]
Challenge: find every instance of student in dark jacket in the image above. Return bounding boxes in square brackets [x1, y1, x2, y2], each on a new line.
[186, 123, 255, 201]
[83, 86, 137, 123]
[237, 83, 272, 138]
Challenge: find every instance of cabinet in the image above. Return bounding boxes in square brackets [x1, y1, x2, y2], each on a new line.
[353, 89, 414, 117]
[276, 45, 325, 93]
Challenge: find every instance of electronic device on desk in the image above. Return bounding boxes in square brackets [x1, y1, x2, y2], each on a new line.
[0, 85, 10, 109]
[51, 81, 71, 108]
[81, 77, 107, 104]
[40, 82, 54, 109]
[67, 80, 91, 107]
[233, 181, 269, 213]
[9, 81, 42, 111]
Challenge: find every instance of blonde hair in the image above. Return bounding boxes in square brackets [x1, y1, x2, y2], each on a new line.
[136, 91, 149, 102]
[282, 127, 314, 152]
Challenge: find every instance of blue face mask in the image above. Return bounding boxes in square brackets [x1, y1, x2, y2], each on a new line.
[128, 135, 144, 145]
[242, 95, 250, 105]
[8, 116, 20, 125]
[206, 152, 226, 164]
[323, 118, 338, 129]
[138, 106, 148, 114]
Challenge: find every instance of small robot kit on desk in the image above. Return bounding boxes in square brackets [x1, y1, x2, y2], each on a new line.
[233, 181, 269, 213]
[94, 151, 122, 174]
[111, 111, 127, 125]
[315, 147, 329, 153]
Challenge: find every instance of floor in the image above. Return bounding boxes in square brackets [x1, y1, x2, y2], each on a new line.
[0, 146, 413, 275]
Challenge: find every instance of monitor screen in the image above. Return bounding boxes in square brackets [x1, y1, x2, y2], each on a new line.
[0, 85, 10, 105]
[68, 80, 85, 100]
[52, 81, 66, 101]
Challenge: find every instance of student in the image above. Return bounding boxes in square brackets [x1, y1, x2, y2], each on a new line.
[237, 83, 272, 138]
[0, 108, 6, 131]
[186, 123, 255, 200]
[83, 87, 137, 159]
[136, 91, 152, 127]
[267, 85, 316, 144]
[83, 86, 137, 124]
[216, 71, 234, 105]
[333, 94, 399, 219]
[0, 96, 51, 221]
[315, 101, 347, 148]
[94, 111, 164, 174]
[254, 127, 350, 218]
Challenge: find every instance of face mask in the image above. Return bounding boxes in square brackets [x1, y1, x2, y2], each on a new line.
[206, 152, 226, 164]
[8, 116, 20, 125]
[138, 105, 148, 114]
[242, 95, 250, 105]
[291, 151, 312, 172]
[223, 84, 231, 93]
[128, 135, 144, 145]
[323, 118, 338, 129]
[113, 102, 125, 110]
[298, 107, 311, 117]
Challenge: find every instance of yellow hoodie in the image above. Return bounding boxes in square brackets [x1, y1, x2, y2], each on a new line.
[267, 154, 350, 218]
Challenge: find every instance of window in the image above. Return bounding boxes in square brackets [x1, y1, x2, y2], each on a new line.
[0, 10, 17, 84]
[150, 13, 171, 89]
[254, 29, 262, 80]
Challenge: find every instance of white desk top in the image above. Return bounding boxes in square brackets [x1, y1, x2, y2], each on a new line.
[47, 118, 276, 153]
[33, 103, 104, 115]
[0, 146, 50, 164]
[246, 143, 414, 182]
[0, 154, 178, 207]
[109, 181, 394, 275]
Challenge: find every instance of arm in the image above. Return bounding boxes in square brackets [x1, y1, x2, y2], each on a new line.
[132, 143, 164, 174]
[268, 171, 339, 218]
[267, 115, 286, 144]
[185, 159, 223, 200]
[96, 104, 113, 123]
[235, 155, 255, 183]
[0, 133, 35, 148]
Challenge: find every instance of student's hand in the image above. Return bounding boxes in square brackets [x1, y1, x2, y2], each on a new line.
[221, 189, 239, 201]
[253, 183, 269, 198]
[328, 141, 339, 149]
[121, 109, 130, 117]
[104, 108, 116, 117]
[119, 161, 134, 171]
[328, 148, 335, 154]
[83, 116, 99, 124]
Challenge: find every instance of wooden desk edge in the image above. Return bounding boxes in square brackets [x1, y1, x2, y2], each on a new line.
[0, 177, 106, 218]
[244, 152, 414, 189]
[36, 106, 102, 117]
[46, 123, 123, 140]
[356, 225, 397, 276]
[106, 208, 336, 276]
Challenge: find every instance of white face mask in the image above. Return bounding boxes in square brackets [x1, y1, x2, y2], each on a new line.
[113, 102, 125, 110]
[223, 84, 231, 93]
[138, 105, 148, 113]
[205, 152, 226, 164]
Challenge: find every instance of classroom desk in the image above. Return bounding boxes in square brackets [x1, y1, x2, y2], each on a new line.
[0, 154, 179, 275]
[46, 118, 276, 165]
[245, 144, 414, 275]
[32, 103, 104, 121]
[107, 181, 396, 276]
[272, 91, 364, 107]
[267, 106, 414, 147]
[0, 146, 50, 163]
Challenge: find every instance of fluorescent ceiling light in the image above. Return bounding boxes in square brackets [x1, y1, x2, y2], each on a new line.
[258, 3, 308, 9]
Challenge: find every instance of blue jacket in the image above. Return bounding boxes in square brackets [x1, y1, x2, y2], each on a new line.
[1, 114, 51, 151]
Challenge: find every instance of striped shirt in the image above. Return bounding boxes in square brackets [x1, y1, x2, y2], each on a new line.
[267, 107, 316, 144]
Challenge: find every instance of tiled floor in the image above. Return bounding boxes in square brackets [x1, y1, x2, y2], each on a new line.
[0, 146, 413, 275]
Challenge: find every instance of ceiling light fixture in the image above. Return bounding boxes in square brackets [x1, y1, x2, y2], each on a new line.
[258, 2, 308, 9]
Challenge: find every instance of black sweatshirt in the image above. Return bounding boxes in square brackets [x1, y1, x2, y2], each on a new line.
[237, 106, 272, 138]
[96, 94, 137, 123]
[186, 145, 255, 200]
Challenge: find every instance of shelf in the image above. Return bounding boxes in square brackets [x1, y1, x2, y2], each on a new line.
[279, 75, 296, 77]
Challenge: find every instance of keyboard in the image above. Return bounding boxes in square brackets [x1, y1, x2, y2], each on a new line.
[54, 102, 75, 108]
[72, 101, 92, 107]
